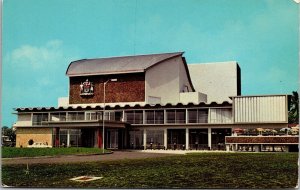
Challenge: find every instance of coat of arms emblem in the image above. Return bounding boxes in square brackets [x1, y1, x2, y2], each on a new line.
[80, 79, 94, 95]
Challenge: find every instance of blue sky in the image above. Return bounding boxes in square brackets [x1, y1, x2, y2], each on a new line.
[2, 0, 299, 127]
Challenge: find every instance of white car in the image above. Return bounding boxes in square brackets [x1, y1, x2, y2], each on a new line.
[27, 142, 52, 148]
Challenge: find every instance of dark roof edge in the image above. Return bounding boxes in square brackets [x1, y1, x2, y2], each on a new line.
[14, 101, 232, 112]
[182, 56, 196, 92]
[144, 52, 184, 71]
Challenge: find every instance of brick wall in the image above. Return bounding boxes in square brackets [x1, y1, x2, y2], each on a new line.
[16, 127, 53, 147]
[69, 73, 145, 104]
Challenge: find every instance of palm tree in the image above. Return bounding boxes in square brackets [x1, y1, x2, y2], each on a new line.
[288, 91, 299, 124]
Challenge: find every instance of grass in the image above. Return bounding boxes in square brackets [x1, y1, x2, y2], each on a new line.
[2, 152, 298, 188]
[1, 147, 109, 158]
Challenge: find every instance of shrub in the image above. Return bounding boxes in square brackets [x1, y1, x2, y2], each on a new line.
[28, 139, 34, 145]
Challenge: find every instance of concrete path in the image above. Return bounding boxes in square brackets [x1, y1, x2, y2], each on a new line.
[2, 151, 176, 165]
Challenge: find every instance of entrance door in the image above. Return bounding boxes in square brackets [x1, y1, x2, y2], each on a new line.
[81, 128, 95, 147]
[106, 129, 119, 149]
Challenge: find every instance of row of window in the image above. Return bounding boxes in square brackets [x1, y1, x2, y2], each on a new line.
[31, 108, 232, 125]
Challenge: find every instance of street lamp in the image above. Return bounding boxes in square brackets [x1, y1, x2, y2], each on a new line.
[102, 78, 117, 154]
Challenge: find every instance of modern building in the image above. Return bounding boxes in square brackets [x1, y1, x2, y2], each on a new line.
[13, 52, 298, 151]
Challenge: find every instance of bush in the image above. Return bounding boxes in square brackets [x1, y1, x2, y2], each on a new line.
[28, 139, 34, 145]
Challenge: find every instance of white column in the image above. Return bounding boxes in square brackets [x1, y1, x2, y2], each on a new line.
[143, 129, 147, 150]
[208, 128, 212, 150]
[164, 128, 167, 150]
[67, 129, 70, 147]
[185, 128, 189, 150]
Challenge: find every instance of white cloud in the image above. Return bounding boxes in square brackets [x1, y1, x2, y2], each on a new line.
[9, 40, 65, 70]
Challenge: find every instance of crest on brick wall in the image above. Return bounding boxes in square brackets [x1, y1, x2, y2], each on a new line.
[80, 79, 94, 96]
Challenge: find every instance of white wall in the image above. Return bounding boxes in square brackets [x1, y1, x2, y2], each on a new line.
[233, 95, 288, 123]
[179, 92, 207, 104]
[145, 57, 182, 104]
[58, 97, 69, 107]
[188, 62, 239, 103]
[14, 113, 32, 126]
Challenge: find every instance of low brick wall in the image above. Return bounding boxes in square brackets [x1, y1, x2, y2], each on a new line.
[225, 136, 299, 144]
[16, 127, 53, 147]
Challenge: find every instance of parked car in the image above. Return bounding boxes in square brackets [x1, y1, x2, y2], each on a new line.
[27, 142, 52, 148]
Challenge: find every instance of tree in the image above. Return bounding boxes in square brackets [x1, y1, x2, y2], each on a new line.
[2, 126, 16, 142]
[288, 91, 299, 124]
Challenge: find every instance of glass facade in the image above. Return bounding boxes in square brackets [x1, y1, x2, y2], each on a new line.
[188, 109, 208, 123]
[146, 130, 164, 149]
[129, 129, 144, 149]
[189, 129, 208, 150]
[50, 112, 66, 121]
[145, 110, 164, 124]
[167, 129, 186, 150]
[166, 110, 186, 124]
[32, 113, 48, 125]
[211, 128, 232, 150]
[125, 110, 143, 124]
[67, 112, 85, 121]
[52, 129, 82, 147]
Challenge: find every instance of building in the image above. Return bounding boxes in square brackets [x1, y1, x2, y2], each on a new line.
[13, 52, 298, 151]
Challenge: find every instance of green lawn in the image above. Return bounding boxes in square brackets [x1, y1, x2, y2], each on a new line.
[1, 147, 109, 158]
[2, 152, 298, 188]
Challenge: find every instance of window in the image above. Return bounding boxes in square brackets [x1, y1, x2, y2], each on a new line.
[166, 109, 186, 124]
[145, 110, 155, 124]
[145, 110, 164, 124]
[125, 110, 143, 124]
[32, 113, 48, 125]
[188, 109, 208, 123]
[146, 130, 164, 146]
[198, 110, 208, 123]
[188, 109, 197, 123]
[166, 110, 175, 123]
[50, 112, 66, 121]
[209, 108, 232, 123]
[134, 111, 143, 124]
[155, 110, 164, 124]
[67, 112, 85, 121]
[176, 110, 186, 123]
[86, 112, 98, 120]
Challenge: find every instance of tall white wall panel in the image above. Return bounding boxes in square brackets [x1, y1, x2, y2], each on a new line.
[234, 95, 287, 123]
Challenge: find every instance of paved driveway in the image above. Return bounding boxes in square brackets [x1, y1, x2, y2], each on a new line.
[2, 151, 175, 165]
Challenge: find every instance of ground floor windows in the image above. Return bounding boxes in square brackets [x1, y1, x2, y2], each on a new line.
[50, 127, 232, 150]
[129, 129, 143, 149]
[146, 130, 164, 149]
[52, 129, 82, 147]
[211, 128, 231, 150]
[106, 129, 118, 149]
[167, 129, 186, 149]
[189, 129, 208, 150]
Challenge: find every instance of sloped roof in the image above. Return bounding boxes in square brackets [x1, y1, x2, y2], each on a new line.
[66, 52, 183, 76]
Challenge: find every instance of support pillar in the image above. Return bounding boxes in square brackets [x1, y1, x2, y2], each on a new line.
[226, 144, 230, 151]
[97, 129, 103, 148]
[208, 128, 212, 150]
[185, 128, 189, 150]
[143, 129, 147, 150]
[164, 128, 167, 150]
[55, 127, 60, 147]
[254, 145, 261, 152]
[67, 129, 70, 147]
